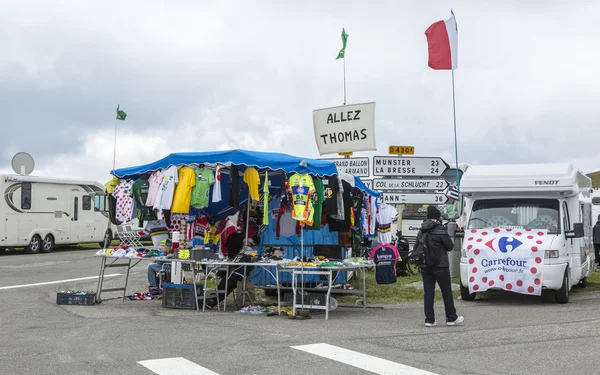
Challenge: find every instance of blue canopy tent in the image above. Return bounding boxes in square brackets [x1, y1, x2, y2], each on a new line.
[111, 149, 378, 222]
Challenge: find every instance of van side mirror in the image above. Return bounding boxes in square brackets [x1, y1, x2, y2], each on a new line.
[565, 223, 584, 239]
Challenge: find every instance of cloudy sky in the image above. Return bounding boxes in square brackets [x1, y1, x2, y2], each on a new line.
[1, 0, 599, 183]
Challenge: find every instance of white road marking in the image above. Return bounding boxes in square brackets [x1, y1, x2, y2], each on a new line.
[0, 274, 121, 290]
[291, 343, 438, 375]
[138, 357, 219, 375]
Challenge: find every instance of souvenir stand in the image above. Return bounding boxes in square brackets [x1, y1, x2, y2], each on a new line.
[95, 149, 379, 318]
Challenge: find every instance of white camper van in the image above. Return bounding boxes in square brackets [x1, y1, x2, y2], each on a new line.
[0, 174, 114, 253]
[459, 163, 593, 304]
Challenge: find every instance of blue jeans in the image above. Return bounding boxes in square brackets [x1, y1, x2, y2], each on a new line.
[148, 263, 170, 287]
[421, 267, 458, 323]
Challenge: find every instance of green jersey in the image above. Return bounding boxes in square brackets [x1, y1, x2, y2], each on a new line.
[132, 178, 156, 222]
[190, 168, 215, 209]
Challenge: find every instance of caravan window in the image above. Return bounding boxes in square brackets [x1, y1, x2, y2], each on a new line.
[82, 195, 92, 211]
[468, 198, 560, 233]
[21, 182, 31, 210]
[93, 195, 107, 212]
[562, 201, 570, 233]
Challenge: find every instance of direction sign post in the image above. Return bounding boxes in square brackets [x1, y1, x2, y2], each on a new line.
[373, 156, 449, 177]
[373, 178, 449, 191]
[321, 157, 370, 177]
[381, 193, 449, 205]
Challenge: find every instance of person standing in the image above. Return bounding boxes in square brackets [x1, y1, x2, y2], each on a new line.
[593, 215, 600, 269]
[416, 206, 464, 327]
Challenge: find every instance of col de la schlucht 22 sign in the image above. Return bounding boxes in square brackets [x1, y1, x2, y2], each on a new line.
[313, 102, 377, 155]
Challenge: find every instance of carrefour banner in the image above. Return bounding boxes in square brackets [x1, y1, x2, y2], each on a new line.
[464, 228, 547, 295]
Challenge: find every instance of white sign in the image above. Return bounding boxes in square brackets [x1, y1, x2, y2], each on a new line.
[313, 102, 377, 155]
[321, 157, 369, 177]
[373, 178, 449, 191]
[373, 156, 449, 177]
[361, 179, 373, 190]
[381, 193, 449, 204]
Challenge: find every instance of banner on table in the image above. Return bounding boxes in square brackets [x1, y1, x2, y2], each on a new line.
[464, 228, 546, 295]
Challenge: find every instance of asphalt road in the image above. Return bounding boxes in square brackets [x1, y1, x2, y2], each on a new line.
[2, 248, 600, 375]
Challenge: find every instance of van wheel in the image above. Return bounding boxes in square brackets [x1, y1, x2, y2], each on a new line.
[40, 235, 54, 253]
[460, 282, 476, 301]
[578, 277, 587, 288]
[100, 230, 112, 248]
[25, 235, 42, 254]
[555, 270, 569, 304]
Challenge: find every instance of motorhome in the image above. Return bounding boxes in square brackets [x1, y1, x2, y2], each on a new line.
[0, 174, 114, 253]
[459, 163, 593, 303]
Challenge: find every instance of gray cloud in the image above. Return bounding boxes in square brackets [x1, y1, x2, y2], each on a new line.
[0, 0, 598, 180]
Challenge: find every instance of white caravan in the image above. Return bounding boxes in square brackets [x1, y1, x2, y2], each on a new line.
[0, 174, 114, 253]
[459, 163, 593, 303]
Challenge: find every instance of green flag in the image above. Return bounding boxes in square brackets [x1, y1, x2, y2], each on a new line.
[116, 105, 127, 121]
[336, 28, 348, 60]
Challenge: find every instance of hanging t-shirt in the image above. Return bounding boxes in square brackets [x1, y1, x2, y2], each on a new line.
[204, 225, 220, 247]
[362, 195, 378, 238]
[112, 180, 134, 224]
[321, 176, 339, 215]
[171, 167, 196, 213]
[369, 243, 400, 284]
[132, 177, 155, 222]
[153, 166, 178, 211]
[229, 165, 240, 210]
[243, 167, 260, 201]
[376, 202, 398, 245]
[328, 180, 353, 232]
[308, 178, 324, 230]
[190, 168, 215, 209]
[212, 165, 222, 203]
[105, 177, 120, 225]
[145, 171, 164, 207]
[276, 205, 296, 238]
[288, 173, 315, 222]
[262, 171, 269, 225]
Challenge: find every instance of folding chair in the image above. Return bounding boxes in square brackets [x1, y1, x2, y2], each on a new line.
[124, 225, 143, 248]
[115, 226, 133, 247]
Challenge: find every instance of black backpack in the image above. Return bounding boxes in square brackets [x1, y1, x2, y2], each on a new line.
[409, 231, 439, 267]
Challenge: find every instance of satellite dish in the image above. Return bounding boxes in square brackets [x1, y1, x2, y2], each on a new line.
[11, 152, 35, 176]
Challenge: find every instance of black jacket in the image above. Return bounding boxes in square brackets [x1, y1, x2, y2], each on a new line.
[414, 219, 454, 268]
[594, 221, 600, 244]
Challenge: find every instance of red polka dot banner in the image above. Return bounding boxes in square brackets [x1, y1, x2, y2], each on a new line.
[465, 228, 547, 296]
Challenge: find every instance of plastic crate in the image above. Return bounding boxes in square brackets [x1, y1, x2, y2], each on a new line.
[56, 292, 96, 305]
[162, 283, 202, 310]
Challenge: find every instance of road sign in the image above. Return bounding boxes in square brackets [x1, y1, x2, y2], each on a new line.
[381, 193, 449, 205]
[373, 156, 449, 177]
[388, 145, 415, 155]
[321, 157, 370, 177]
[361, 179, 373, 190]
[338, 152, 353, 157]
[373, 178, 449, 191]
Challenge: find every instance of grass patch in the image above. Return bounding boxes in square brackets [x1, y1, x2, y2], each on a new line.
[573, 268, 600, 293]
[337, 269, 461, 305]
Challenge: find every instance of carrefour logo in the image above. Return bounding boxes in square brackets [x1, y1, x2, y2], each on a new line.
[485, 236, 523, 253]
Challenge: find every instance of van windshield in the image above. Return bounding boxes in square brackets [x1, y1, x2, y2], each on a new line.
[468, 198, 560, 233]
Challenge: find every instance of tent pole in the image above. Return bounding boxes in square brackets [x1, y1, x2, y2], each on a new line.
[245, 199, 250, 246]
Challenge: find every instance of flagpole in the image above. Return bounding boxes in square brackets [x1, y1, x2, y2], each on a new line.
[451, 69, 460, 201]
[343, 56, 347, 105]
[112, 121, 117, 171]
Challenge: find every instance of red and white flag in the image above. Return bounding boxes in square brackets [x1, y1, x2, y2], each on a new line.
[425, 11, 458, 70]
